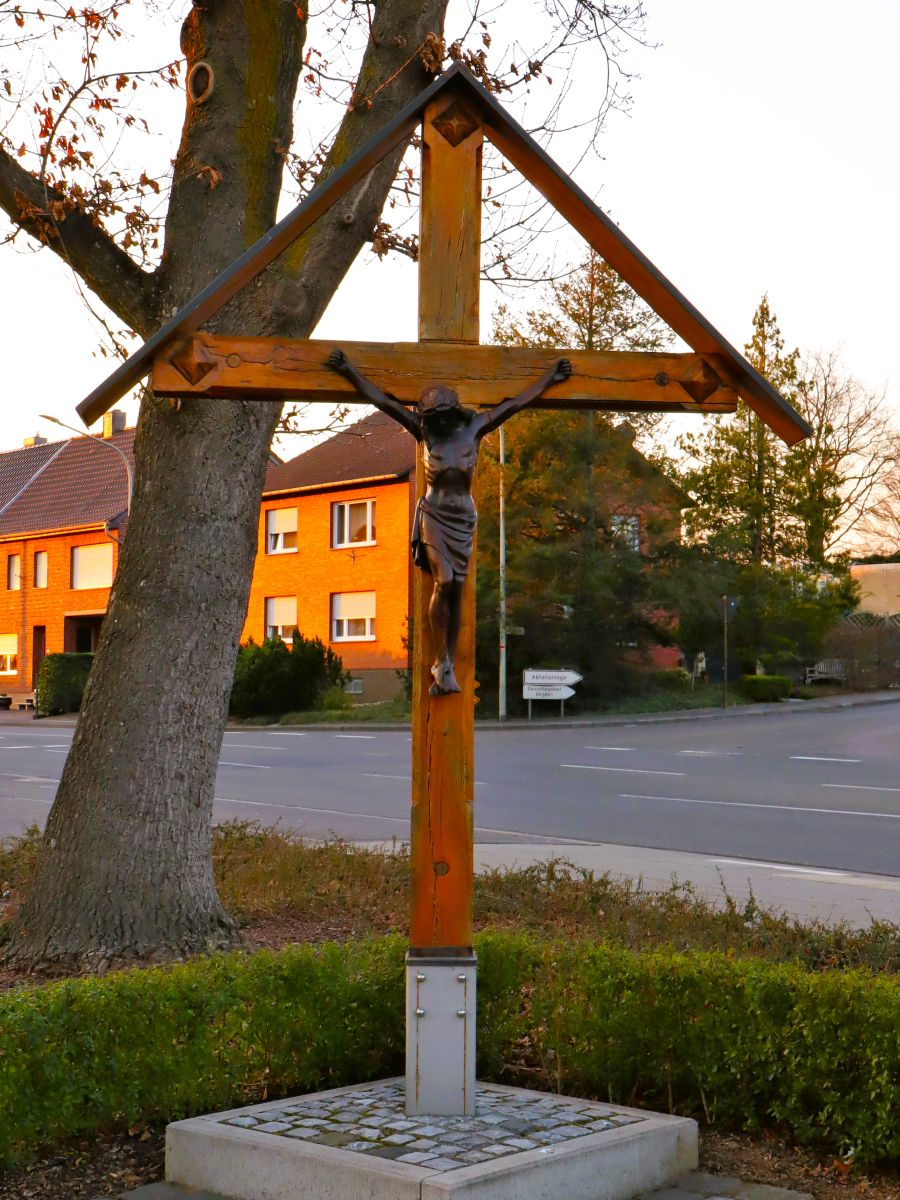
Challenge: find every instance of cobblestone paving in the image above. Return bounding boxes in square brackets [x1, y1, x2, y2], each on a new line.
[218, 1080, 645, 1171]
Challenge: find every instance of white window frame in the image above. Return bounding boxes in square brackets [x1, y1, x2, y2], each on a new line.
[0, 634, 17, 675]
[265, 507, 298, 555]
[71, 543, 114, 590]
[331, 499, 376, 549]
[6, 554, 21, 591]
[611, 514, 641, 553]
[331, 591, 376, 642]
[34, 550, 48, 589]
[265, 596, 298, 642]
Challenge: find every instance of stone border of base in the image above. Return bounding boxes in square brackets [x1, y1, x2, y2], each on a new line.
[166, 1079, 697, 1200]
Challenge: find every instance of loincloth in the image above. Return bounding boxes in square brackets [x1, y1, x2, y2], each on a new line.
[411, 496, 477, 580]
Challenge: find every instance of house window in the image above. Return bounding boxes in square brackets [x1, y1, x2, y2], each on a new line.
[71, 543, 114, 590]
[331, 591, 376, 641]
[0, 634, 17, 675]
[34, 551, 48, 589]
[266, 508, 298, 554]
[611, 514, 641, 552]
[265, 596, 297, 642]
[6, 554, 21, 591]
[332, 499, 375, 548]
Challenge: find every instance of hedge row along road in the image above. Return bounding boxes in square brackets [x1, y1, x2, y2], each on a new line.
[1, 703, 900, 920]
[1, 935, 898, 1170]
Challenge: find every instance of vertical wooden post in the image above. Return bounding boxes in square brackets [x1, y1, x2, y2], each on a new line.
[410, 99, 482, 952]
[406, 97, 482, 1117]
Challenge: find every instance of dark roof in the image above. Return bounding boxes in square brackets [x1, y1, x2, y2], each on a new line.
[0, 430, 134, 538]
[265, 411, 415, 494]
[0, 440, 63, 512]
[78, 63, 810, 447]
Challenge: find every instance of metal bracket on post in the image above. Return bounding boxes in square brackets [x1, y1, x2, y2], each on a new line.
[405, 953, 476, 1116]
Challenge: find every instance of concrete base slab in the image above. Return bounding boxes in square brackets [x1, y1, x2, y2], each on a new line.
[166, 1078, 697, 1200]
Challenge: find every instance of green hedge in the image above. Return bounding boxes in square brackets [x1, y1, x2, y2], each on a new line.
[738, 674, 792, 703]
[35, 653, 94, 715]
[0, 935, 898, 1169]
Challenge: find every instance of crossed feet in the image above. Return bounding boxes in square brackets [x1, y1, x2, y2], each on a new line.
[430, 658, 461, 696]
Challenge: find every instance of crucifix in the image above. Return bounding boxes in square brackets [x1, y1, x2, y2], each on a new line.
[79, 65, 810, 1119]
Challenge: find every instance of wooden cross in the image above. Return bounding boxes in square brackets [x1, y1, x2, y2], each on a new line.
[80, 65, 810, 1118]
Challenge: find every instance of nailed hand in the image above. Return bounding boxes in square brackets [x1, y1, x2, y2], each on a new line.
[327, 348, 348, 373]
[551, 358, 572, 384]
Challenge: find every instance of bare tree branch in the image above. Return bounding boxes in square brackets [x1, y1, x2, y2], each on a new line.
[0, 143, 158, 334]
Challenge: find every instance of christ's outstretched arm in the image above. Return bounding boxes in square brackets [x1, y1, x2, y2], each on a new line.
[474, 358, 572, 438]
[327, 349, 421, 439]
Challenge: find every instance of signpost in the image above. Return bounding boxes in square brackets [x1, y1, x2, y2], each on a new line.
[523, 669, 583, 717]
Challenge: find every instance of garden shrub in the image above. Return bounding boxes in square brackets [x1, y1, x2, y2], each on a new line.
[230, 633, 346, 718]
[35, 653, 93, 715]
[0, 935, 897, 1169]
[738, 674, 791, 703]
[649, 667, 693, 692]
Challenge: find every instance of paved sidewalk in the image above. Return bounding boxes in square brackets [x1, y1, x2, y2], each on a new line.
[116, 1169, 813, 1199]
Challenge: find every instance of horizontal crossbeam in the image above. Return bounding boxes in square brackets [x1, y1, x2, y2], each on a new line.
[152, 335, 739, 414]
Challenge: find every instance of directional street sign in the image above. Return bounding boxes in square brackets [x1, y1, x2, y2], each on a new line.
[522, 669, 583, 687]
[523, 684, 576, 701]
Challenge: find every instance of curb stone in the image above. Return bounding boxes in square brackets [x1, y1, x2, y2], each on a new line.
[119, 1171, 813, 1200]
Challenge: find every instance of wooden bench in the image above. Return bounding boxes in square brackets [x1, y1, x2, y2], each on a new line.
[804, 659, 846, 685]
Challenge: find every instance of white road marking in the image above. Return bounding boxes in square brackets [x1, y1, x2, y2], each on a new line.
[823, 782, 900, 793]
[583, 746, 636, 751]
[0, 745, 33, 750]
[678, 750, 742, 757]
[334, 734, 377, 740]
[562, 764, 685, 777]
[221, 743, 286, 750]
[216, 797, 405, 821]
[266, 732, 307, 737]
[217, 761, 271, 770]
[621, 793, 900, 820]
[362, 772, 487, 787]
[214, 797, 595, 844]
[791, 755, 861, 763]
[0, 773, 57, 782]
[43, 744, 69, 749]
[42, 749, 69, 754]
[711, 856, 846, 877]
[2, 796, 53, 805]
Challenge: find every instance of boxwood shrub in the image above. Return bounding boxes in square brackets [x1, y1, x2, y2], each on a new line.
[738, 674, 792, 703]
[35, 652, 94, 715]
[0, 935, 897, 1169]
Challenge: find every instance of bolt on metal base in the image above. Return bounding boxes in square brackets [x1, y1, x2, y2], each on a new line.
[405, 952, 476, 1116]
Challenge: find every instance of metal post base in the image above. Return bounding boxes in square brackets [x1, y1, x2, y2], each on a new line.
[405, 952, 476, 1116]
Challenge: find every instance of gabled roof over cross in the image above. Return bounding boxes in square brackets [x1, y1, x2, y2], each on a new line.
[78, 63, 810, 446]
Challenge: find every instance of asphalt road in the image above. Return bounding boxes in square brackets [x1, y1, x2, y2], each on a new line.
[1, 702, 900, 879]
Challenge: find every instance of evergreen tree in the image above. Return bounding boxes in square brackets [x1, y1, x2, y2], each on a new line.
[477, 255, 681, 709]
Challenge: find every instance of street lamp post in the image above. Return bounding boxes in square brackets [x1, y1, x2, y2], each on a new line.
[38, 414, 133, 530]
[498, 426, 508, 721]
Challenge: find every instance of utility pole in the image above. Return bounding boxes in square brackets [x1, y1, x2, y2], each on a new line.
[498, 426, 508, 721]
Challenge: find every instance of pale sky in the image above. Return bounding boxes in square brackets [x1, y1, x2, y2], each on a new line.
[2, 2, 898, 454]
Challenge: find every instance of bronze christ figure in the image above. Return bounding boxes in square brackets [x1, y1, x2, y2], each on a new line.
[328, 349, 571, 695]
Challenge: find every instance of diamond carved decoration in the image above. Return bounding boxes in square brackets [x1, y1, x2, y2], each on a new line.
[431, 101, 480, 147]
[167, 339, 216, 386]
[678, 358, 723, 404]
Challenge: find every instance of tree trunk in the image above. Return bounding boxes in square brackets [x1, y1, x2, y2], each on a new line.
[3, 0, 448, 970]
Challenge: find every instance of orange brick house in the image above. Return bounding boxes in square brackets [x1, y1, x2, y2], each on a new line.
[0, 410, 416, 706]
[244, 412, 415, 700]
[0, 412, 131, 703]
[1, 408, 683, 707]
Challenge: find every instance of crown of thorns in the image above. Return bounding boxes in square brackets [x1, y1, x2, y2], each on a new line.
[418, 385, 461, 414]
